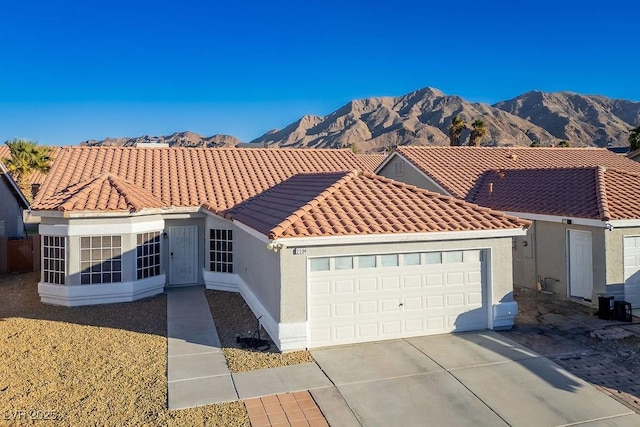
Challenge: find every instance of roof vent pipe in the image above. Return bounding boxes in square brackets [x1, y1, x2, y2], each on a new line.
[489, 182, 493, 197]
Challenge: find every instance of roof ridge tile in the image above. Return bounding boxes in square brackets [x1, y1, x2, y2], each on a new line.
[595, 166, 612, 221]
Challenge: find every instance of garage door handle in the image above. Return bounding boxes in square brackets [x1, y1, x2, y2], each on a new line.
[399, 303, 404, 307]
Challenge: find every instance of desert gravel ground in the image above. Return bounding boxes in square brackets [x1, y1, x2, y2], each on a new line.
[0, 273, 249, 426]
[205, 290, 314, 373]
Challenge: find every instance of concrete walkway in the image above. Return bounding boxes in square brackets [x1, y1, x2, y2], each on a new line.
[167, 291, 638, 425]
[166, 286, 331, 411]
[166, 286, 237, 409]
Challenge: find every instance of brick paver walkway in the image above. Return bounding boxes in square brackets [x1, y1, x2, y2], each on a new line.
[244, 391, 329, 427]
[553, 354, 640, 413]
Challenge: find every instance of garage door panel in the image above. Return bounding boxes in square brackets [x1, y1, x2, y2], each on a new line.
[447, 294, 465, 306]
[309, 328, 331, 343]
[403, 275, 422, 288]
[382, 321, 401, 335]
[447, 315, 459, 329]
[405, 318, 424, 333]
[468, 271, 482, 283]
[381, 277, 400, 290]
[359, 323, 378, 337]
[308, 250, 488, 347]
[426, 274, 443, 286]
[357, 277, 378, 292]
[427, 317, 445, 331]
[426, 295, 444, 308]
[335, 325, 355, 340]
[335, 280, 355, 294]
[446, 272, 465, 285]
[310, 305, 331, 320]
[358, 300, 378, 314]
[335, 302, 355, 317]
[382, 298, 401, 312]
[468, 291, 483, 305]
[403, 296, 423, 311]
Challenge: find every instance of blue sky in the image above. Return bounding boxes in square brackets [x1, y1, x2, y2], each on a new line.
[0, 0, 637, 145]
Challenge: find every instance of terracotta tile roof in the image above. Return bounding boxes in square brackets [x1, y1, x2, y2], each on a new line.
[0, 146, 61, 186]
[469, 166, 640, 221]
[35, 173, 166, 212]
[354, 153, 387, 171]
[223, 171, 529, 238]
[33, 147, 377, 212]
[392, 147, 640, 199]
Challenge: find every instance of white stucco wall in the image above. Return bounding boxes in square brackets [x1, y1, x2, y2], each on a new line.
[531, 221, 608, 303]
[37, 212, 205, 305]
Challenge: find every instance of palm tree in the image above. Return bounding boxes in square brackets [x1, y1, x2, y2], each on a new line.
[3, 139, 53, 202]
[629, 125, 640, 151]
[469, 119, 487, 146]
[448, 115, 466, 146]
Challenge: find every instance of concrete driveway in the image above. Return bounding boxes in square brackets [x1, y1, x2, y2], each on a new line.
[310, 331, 640, 427]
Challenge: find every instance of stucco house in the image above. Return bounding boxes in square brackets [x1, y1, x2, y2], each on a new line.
[0, 161, 29, 239]
[32, 147, 528, 350]
[377, 146, 640, 310]
[0, 162, 31, 273]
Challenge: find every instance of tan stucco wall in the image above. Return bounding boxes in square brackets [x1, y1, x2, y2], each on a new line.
[605, 227, 640, 285]
[377, 155, 446, 194]
[532, 221, 607, 301]
[277, 237, 515, 324]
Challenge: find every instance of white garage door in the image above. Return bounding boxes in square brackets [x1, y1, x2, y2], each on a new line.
[624, 236, 640, 309]
[307, 250, 488, 348]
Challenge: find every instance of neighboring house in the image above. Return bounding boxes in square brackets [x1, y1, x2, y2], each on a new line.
[31, 147, 528, 350]
[377, 146, 640, 309]
[629, 148, 640, 162]
[0, 161, 29, 238]
[0, 162, 30, 273]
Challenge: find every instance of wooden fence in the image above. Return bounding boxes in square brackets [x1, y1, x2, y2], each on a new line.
[0, 234, 40, 273]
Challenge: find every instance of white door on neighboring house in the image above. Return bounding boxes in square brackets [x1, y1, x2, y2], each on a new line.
[168, 226, 198, 286]
[513, 231, 535, 288]
[568, 230, 593, 300]
[624, 236, 640, 309]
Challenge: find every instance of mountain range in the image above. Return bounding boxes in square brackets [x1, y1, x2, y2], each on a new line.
[80, 87, 640, 153]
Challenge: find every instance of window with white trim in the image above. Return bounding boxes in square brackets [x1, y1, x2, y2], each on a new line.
[137, 232, 161, 279]
[209, 229, 233, 273]
[43, 235, 65, 284]
[80, 236, 122, 284]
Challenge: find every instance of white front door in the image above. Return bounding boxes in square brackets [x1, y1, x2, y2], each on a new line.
[568, 230, 593, 300]
[307, 250, 488, 348]
[168, 226, 198, 286]
[624, 236, 640, 309]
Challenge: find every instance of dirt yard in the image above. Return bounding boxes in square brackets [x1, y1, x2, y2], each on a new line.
[0, 273, 249, 426]
[504, 287, 640, 412]
[205, 290, 314, 373]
